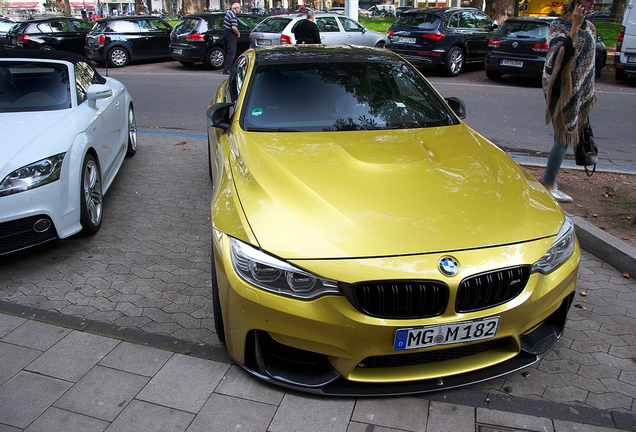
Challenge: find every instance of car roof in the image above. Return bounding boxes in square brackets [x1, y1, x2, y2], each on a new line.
[0, 49, 95, 65]
[403, 7, 478, 15]
[96, 15, 163, 21]
[503, 16, 556, 23]
[254, 44, 399, 66]
[18, 16, 80, 22]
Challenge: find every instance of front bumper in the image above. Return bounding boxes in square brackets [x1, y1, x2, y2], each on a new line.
[213, 231, 580, 395]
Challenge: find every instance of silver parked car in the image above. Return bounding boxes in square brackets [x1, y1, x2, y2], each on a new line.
[250, 13, 385, 48]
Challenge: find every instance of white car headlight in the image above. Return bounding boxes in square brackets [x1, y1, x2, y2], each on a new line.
[531, 216, 576, 274]
[0, 153, 65, 198]
[230, 237, 340, 299]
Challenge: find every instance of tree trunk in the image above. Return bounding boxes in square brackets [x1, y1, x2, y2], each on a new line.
[611, 0, 627, 23]
[485, 0, 516, 26]
[63, 0, 71, 16]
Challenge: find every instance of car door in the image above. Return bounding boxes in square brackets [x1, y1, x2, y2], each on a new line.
[470, 11, 496, 60]
[337, 16, 369, 46]
[315, 16, 341, 45]
[141, 18, 172, 58]
[67, 19, 94, 54]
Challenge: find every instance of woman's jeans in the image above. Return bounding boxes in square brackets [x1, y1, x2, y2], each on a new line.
[542, 132, 568, 186]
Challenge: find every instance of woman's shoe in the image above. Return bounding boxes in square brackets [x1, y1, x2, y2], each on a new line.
[550, 188, 573, 203]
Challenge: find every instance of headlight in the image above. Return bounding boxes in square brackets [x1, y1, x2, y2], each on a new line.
[531, 216, 576, 274]
[230, 237, 340, 299]
[0, 153, 65, 198]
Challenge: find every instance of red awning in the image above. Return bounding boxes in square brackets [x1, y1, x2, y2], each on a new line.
[70, 1, 95, 7]
[22, 2, 38, 6]
[7, 3, 25, 7]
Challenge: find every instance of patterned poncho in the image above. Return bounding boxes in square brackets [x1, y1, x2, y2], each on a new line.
[543, 17, 596, 147]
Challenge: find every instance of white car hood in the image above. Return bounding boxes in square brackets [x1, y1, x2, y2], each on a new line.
[0, 110, 79, 177]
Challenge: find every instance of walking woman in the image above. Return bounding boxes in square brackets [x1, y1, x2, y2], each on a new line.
[542, 0, 597, 202]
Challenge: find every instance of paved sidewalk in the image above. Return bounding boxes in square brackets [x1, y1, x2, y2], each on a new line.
[1, 133, 635, 431]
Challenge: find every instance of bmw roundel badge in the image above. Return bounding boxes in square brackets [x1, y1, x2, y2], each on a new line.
[438, 257, 459, 276]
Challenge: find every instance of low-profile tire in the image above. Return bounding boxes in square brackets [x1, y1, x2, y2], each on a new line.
[126, 105, 137, 157]
[595, 53, 606, 79]
[615, 67, 627, 81]
[205, 47, 225, 70]
[211, 243, 226, 344]
[108, 47, 130, 68]
[79, 153, 103, 235]
[486, 69, 503, 81]
[375, 41, 385, 48]
[444, 46, 464, 77]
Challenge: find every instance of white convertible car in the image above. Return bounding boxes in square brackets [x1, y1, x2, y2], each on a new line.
[0, 50, 136, 255]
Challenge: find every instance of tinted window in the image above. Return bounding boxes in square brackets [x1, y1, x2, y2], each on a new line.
[109, 21, 140, 32]
[253, 17, 293, 33]
[72, 20, 94, 31]
[317, 17, 339, 32]
[474, 12, 492, 29]
[173, 17, 200, 35]
[75, 61, 102, 105]
[241, 60, 456, 132]
[498, 21, 548, 38]
[459, 12, 475, 28]
[338, 17, 363, 32]
[394, 14, 440, 30]
[238, 16, 262, 29]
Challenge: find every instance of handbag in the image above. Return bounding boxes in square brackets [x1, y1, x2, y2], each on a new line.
[574, 119, 598, 177]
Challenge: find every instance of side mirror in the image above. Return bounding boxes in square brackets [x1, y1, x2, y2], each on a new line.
[445, 96, 466, 119]
[86, 84, 112, 108]
[206, 102, 234, 130]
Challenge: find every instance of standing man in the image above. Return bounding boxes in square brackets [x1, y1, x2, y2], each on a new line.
[293, 9, 321, 44]
[223, 2, 241, 74]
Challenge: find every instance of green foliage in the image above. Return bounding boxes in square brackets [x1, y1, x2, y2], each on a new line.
[594, 22, 621, 48]
[166, 18, 179, 27]
[360, 18, 396, 33]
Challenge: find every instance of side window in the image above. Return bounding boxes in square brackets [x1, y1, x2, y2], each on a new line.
[225, 55, 248, 103]
[338, 17, 363, 32]
[316, 17, 339, 32]
[34, 23, 53, 33]
[474, 12, 492, 29]
[149, 19, 170, 30]
[459, 12, 475, 28]
[447, 14, 459, 28]
[73, 20, 94, 32]
[50, 21, 70, 32]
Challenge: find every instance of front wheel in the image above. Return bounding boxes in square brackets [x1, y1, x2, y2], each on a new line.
[126, 105, 137, 157]
[444, 46, 464, 77]
[211, 243, 225, 344]
[375, 41, 385, 48]
[108, 47, 130, 68]
[79, 153, 103, 235]
[205, 47, 225, 70]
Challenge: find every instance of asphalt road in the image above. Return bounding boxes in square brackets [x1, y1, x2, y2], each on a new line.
[95, 58, 636, 170]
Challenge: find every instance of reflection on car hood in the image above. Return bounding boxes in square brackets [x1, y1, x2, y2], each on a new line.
[230, 124, 563, 259]
[0, 110, 78, 177]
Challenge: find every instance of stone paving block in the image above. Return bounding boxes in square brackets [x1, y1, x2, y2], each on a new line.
[105, 400, 194, 432]
[347, 423, 402, 432]
[269, 393, 356, 432]
[1, 319, 70, 351]
[585, 391, 633, 411]
[98, 341, 173, 377]
[553, 419, 626, 431]
[186, 393, 276, 432]
[426, 401, 474, 432]
[351, 397, 428, 431]
[26, 331, 120, 382]
[23, 407, 109, 432]
[0, 342, 41, 386]
[214, 365, 285, 406]
[542, 385, 590, 404]
[136, 354, 229, 413]
[0, 371, 72, 429]
[476, 408, 554, 432]
[0, 314, 25, 338]
[54, 365, 149, 422]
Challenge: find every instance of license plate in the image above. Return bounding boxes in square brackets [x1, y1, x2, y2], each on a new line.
[398, 36, 416, 44]
[502, 59, 523, 67]
[394, 317, 500, 351]
[627, 56, 636, 63]
[173, 49, 182, 55]
[257, 40, 271, 46]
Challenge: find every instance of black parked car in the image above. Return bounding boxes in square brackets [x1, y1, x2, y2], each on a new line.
[5, 17, 94, 54]
[170, 13, 262, 69]
[1, 17, 16, 49]
[84, 16, 173, 67]
[485, 17, 607, 81]
[386, 7, 498, 76]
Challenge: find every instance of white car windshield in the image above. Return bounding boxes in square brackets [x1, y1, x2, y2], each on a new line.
[0, 62, 71, 112]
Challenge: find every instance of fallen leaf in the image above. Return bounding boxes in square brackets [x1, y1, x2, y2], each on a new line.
[623, 272, 630, 279]
[181, 349, 192, 355]
[535, 151, 541, 155]
[631, 357, 636, 363]
[627, 215, 633, 220]
[625, 237, 630, 240]
[581, 292, 587, 296]
[94, 290, 100, 295]
[593, 214, 598, 217]
[174, 141, 186, 146]
[574, 304, 586, 309]
[522, 371, 531, 378]
[504, 386, 513, 393]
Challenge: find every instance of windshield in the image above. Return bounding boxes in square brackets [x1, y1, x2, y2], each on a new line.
[252, 17, 293, 33]
[394, 14, 440, 30]
[498, 21, 549, 38]
[241, 60, 456, 132]
[0, 61, 72, 113]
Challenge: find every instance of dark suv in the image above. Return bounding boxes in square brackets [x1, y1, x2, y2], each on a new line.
[386, 7, 497, 76]
[84, 16, 173, 67]
[5, 17, 94, 54]
[170, 13, 262, 69]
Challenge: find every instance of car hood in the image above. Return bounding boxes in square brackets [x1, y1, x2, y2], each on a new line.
[229, 125, 563, 259]
[0, 110, 78, 177]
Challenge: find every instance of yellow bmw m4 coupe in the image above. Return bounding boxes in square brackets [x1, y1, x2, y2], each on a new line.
[205, 45, 579, 395]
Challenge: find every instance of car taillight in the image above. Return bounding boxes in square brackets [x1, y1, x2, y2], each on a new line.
[97, 34, 105, 46]
[386, 30, 394, 36]
[281, 34, 292, 45]
[532, 42, 548, 52]
[17, 34, 29, 43]
[186, 33, 205, 41]
[422, 32, 444, 41]
[488, 39, 500, 48]
[616, 25, 625, 53]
